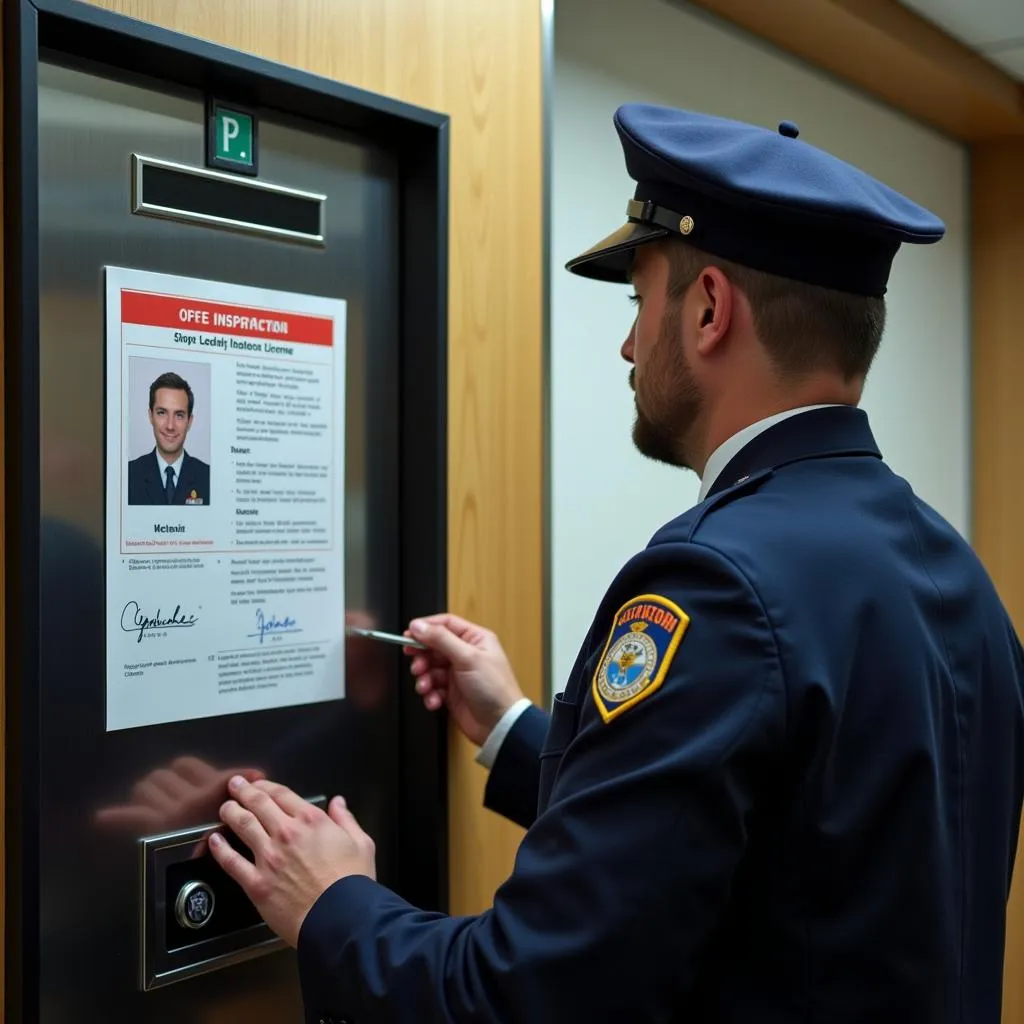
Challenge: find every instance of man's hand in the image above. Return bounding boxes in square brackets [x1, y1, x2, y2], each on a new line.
[405, 613, 526, 747]
[209, 776, 376, 947]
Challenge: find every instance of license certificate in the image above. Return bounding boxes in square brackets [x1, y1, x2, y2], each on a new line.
[103, 266, 347, 731]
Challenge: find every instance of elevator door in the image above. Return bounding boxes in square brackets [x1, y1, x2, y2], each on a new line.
[37, 55, 402, 1021]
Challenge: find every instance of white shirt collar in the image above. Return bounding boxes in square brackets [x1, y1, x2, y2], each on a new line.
[155, 447, 185, 481]
[698, 404, 842, 502]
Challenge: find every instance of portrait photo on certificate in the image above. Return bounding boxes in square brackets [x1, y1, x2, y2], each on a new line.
[126, 355, 212, 508]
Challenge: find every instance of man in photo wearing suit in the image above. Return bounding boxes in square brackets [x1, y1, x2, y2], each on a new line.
[127, 371, 211, 506]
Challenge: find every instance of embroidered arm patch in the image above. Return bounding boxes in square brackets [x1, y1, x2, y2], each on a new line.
[592, 594, 691, 723]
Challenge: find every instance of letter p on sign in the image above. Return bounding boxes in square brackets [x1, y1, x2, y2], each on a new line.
[222, 116, 240, 153]
[208, 102, 256, 175]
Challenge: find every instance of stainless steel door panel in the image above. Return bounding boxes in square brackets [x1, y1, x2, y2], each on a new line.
[38, 57, 402, 1020]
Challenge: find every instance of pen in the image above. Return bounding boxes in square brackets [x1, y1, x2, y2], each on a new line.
[346, 626, 427, 650]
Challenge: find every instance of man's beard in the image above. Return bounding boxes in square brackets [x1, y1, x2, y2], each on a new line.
[630, 305, 703, 470]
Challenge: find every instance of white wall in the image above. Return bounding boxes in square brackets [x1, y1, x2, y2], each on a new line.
[549, 0, 971, 691]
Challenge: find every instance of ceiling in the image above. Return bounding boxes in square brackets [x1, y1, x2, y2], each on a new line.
[899, 0, 1024, 80]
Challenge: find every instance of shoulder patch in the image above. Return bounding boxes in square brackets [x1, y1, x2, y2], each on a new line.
[592, 594, 690, 723]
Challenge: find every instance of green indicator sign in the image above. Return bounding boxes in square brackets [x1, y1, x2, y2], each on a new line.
[206, 100, 259, 176]
[216, 110, 252, 163]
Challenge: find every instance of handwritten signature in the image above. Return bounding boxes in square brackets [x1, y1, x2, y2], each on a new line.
[120, 601, 198, 643]
[250, 608, 302, 644]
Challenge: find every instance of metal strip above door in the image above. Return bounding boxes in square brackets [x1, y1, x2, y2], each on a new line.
[131, 154, 327, 245]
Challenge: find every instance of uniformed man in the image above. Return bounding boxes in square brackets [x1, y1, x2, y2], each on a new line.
[210, 104, 1024, 1023]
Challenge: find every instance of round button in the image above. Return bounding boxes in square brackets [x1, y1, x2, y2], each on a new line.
[778, 120, 800, 139]
[174, 880, 215, 930]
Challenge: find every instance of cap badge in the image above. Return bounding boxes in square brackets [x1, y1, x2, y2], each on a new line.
[679, 215, 695, 235]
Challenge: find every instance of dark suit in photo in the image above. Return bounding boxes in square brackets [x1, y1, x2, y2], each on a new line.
[127, 449, 211, 506]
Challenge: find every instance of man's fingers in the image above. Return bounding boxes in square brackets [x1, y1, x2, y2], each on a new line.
[250, 778, 319, 821]
[415, 677, 445, 699]
[169, 757, 264, 790]
[227, 776, 293, 837]
[219, 798, 273, 858]
[412, 612, 477, 636]
[223, 767, 267, 789]
[414, 667, 448, 694]
[328, 795, 362, 836]
[408, 619, 475, 664]
[327, 796, 345, 828]
[208, 831, 261, 891]
[408, 651, 448, 676]
[413, 665, 449, 709]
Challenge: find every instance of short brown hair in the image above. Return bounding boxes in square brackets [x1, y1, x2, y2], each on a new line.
[149, 371, 195, 416]
[663, 239, 886, 381]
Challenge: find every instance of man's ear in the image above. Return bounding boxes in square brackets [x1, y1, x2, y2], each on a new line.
[693, 267, 733, 355]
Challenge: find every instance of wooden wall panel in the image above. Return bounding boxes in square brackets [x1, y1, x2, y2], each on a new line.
[77, 0, 545, 918]
[971, 138, 1024, 1024]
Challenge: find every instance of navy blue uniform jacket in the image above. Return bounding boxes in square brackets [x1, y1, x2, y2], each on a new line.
[298, 406, 1024, 1023]
[127, 448, 210, 506]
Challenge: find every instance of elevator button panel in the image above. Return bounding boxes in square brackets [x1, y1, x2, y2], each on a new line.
[139, 795, 325, 990]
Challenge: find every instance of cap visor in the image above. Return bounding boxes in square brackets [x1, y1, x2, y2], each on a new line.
[565, 221, 668, 283]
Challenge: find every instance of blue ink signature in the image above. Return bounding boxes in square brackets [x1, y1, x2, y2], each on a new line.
[120, 601, 198, 643]
[248, 608, 302, 644]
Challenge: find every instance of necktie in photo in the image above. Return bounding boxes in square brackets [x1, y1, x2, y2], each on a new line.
[165, 465, 175, 504]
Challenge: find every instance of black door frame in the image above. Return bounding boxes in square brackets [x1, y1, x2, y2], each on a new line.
[2, 1, 450, 1018]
